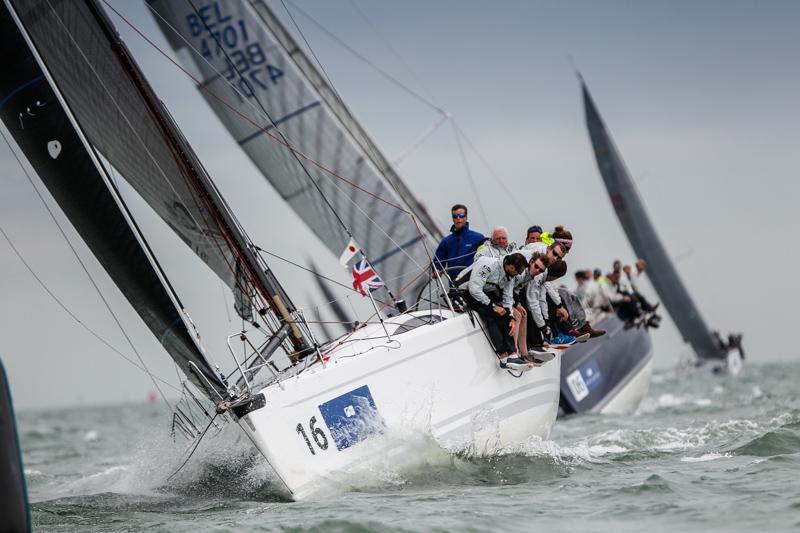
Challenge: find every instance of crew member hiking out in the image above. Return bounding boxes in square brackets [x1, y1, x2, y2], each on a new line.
[433, 204, 485, 280]
[460, 253, 530, 371]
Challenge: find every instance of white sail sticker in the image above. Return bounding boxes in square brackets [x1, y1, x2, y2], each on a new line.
[47, 140, 61, 159]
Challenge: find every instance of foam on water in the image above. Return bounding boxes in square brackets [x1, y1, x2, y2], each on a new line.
[680, 452, 732, 462]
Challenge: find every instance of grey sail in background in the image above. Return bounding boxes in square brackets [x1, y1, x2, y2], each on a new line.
[0, 3, 225, 398]
[147, 0, 442, 297]
[582, 80, 725, 360]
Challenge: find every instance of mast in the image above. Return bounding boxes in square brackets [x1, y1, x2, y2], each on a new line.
[146, 0, 441, 299]
[581, 79, 726, 360]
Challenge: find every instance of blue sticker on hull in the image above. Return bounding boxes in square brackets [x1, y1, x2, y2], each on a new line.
[318, 385, 384, 451]
[580, 359, 604, 392]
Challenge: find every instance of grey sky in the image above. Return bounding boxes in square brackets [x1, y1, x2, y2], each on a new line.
[2, 0, 798, 409]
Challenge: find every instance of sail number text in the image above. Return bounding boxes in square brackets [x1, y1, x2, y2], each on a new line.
[296, 416, 329, 455]
[186, 2, 284, 102]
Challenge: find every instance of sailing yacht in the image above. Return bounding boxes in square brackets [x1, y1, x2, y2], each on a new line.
[0, 0, 561, 500]
[582, 78, 744, 377]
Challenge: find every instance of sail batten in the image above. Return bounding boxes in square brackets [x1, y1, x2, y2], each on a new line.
[582, 80, 725, 360]
[147, 0, 440, 298]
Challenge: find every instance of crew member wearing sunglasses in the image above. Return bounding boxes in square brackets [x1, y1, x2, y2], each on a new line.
[432, 204, 485, 279]
[511, 251, 552, 356]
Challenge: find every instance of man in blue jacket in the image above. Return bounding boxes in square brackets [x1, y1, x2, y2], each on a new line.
[433, 204, 485, 279]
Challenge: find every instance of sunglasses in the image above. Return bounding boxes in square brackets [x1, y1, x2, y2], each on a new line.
[531, 262, 545, 272]
[451, 212, 467, 219]
[552, 249, 564, 259]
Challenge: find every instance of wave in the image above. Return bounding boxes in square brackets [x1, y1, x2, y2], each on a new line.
[732, 427, 800, 457]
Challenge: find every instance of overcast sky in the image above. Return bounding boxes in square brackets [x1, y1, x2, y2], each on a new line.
[2, 0, 799, 409]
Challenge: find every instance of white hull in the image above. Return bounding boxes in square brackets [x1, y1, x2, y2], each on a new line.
[598, 357, 653, 415]
[236, 312, 561, 500]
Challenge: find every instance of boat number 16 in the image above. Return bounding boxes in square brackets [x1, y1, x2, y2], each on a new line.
[296, 416, 329, 455]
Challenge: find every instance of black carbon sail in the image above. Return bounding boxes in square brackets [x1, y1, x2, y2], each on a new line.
[146, 0, 442, 298]
[0, 2, 225, 397]
[582, 79, 726, 360]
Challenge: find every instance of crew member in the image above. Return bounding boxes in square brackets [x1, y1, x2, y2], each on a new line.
[461, 253, 530, 370]
[474, 226, 515, 260]
[432, 204, 485, 279]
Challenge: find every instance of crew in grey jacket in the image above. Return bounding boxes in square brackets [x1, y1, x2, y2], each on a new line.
[467, 255, 517, 312]
[460, 253, 530, 370]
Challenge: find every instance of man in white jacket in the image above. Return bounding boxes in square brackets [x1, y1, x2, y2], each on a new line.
[462, 253, 530, 370]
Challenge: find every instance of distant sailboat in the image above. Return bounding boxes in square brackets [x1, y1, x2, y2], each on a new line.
[581, 77, 743, 376]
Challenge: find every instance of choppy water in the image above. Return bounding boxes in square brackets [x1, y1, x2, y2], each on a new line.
[18, 361, 800, 532]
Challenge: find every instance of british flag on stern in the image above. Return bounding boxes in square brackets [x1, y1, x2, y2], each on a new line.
[352, 259, 384, 296]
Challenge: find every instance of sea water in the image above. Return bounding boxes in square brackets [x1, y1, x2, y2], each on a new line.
[19, 361, 800, 532]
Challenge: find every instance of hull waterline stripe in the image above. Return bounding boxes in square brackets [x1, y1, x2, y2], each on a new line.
[236, 101, 321, 145]
[432, 378, 558, 430]
[437, 390, 556, 441]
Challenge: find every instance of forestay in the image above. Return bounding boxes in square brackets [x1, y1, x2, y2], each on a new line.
[147, 0, 442, 298]
[582, 80, 725, 360]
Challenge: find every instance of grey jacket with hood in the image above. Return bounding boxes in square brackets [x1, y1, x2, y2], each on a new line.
[466, 256, 516, 311]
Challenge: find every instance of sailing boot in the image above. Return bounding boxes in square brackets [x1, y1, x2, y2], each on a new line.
[578, 322, 606, 338]
[501, 356, 533, 371]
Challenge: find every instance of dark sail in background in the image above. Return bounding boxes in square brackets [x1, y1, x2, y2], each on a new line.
[0, 4, 225, 397]
[582, 80, 725, 361]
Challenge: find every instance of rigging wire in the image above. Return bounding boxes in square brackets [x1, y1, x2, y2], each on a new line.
[276, 0, 441, 260]
[181, 3, 420, 315]
[186, 0, 354, 243]
[283, 0, 445, 116]
[279, 1, 533, 226]
[121, 1, 419, 218]
[112, 0, 437, 290]
[0, 127, 181, 402]
[346, 0, 441, 108]
[166, 411, 220, 481]
[450, 120, 490, 230]
[132, 0, 433, 276]
[452, 122, 532, 224]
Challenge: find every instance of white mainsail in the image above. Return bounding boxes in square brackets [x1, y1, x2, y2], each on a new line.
[148, 0, 442, 300]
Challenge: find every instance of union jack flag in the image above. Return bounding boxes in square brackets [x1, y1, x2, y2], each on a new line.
[352, 259, 384, 296]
